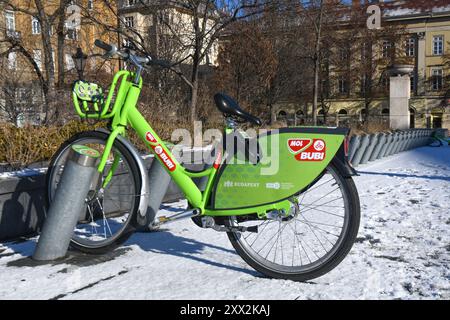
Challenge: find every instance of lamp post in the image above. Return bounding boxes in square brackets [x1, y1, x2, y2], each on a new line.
[72, 47, 87, 80]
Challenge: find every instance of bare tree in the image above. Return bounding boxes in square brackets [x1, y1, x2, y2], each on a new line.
[0, 0, 72, 124]
[213, 21, 277, 120]
[0, 57, 42, 125]
[83, 0, 268, 123]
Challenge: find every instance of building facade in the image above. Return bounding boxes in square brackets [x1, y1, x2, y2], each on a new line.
[274, 1, 450, 129]
[0, 0, 119, 125]
[118, 0, 219, 66]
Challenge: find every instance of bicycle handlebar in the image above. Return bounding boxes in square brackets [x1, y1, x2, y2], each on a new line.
[94, 39, 113, 52]
[94, 38, 174, 71]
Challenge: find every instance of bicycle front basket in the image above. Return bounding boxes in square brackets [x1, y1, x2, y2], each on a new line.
[72, 80, 106, 119]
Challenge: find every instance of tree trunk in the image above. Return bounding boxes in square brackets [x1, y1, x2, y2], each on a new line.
[312, 55, 319, 126]
[312, 0, 324, 126]
[56, 11, 66, 88]
[35, 0, 57, 124]
[190, 80, 198, 124]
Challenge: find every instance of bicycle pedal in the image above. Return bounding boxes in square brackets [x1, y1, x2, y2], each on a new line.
[246, 226, 258, 233]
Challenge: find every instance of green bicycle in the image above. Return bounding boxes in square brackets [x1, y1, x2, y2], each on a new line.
[46, 40, 360, 281]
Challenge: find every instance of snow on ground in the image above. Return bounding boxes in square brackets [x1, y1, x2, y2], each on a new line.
[0, 146, 449, 300]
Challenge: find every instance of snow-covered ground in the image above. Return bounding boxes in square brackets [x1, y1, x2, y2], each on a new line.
[0, 146, 449, 300]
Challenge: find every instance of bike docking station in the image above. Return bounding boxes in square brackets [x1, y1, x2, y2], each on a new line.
[33, 145, 100, 261]
[141, 157, 172, 231]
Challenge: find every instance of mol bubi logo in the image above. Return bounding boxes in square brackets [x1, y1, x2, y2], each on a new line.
[287, 138, 326, 162]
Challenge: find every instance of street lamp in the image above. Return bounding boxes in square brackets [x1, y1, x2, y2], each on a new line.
[72, 47, 88, 80]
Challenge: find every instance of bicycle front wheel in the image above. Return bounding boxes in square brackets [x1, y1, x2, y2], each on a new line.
[46, 131, 142, 254]
[226, 159, 360, 281]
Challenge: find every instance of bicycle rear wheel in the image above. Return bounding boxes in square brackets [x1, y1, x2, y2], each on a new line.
[226, 159, 360, 281]
[46, 131, 142, 254]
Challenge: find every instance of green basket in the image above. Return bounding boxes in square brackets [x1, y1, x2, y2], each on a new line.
[72, 70, 139, 119]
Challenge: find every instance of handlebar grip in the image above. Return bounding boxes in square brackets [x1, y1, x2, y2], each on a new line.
[94, 39, 113, 52]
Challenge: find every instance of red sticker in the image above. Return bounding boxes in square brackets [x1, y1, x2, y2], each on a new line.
[145, 131, 157, 143]
[152, 144, 176, 171]
[287, 138, 312, 154]
[213, 150, 222, 169]
[294, 139, 326, 162]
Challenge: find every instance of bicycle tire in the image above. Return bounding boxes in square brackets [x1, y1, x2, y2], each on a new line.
[46, 130, 142, 254]
[225, 158, 360, 282]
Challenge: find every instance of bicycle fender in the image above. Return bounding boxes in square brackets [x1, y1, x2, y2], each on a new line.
[334, 141, 359, 177]
[211, 127, 350, 209]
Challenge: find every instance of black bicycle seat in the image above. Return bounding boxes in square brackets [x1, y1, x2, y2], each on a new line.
[214, 93, 262, 126]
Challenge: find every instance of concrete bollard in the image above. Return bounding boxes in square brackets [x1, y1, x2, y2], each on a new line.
[402, 131, 411, 151]
[393, 132, 405, 154]
[360, 133, 379, 165]
[395, 131, 407, 153]
[348, 135, 360, 164]
[383, 132, 395, 157]
[412, 130, 420, 148]
[404, 131, 413, 151]
[378, 133, 392, 159]
[351, 134, 370, 167]
[426, 129, 433, 145]
[421, 130, 428, 146]
[33, 145, 100, 261]
[404, 131, 413, 150]
[416, 130, 422, 147]
[385, 132, 399, 156]
[369, 133, 386, 161]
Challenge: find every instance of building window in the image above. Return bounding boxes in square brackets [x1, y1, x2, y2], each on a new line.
[65, 53, 75, 70]
[410, 75, 415, 92]
[338, 76, 348, 94]
[123, 38, 133, 48]
[277, 110, 287, 120]
[5, 10, 15, 31]
[381, 75, 389, 91]
[338, 109, 348, 116]
[382, 40, 392, 58]
[431, 68, 443, 91]
[432, 35, 443, 55]
[33, 49, 42, 70]
[32, 17, 41, 34]
[124, 16, 134, 28]
[405, 37, 415, 57]
[124, 0, 135, 7]
[361, 42, 370, 59]
[7, 51, 16, 70]
[88, 0, 94, 10]
[339, 46, 349, 61]
[361, 74, 368, 93]
[66, 28, 77, 40]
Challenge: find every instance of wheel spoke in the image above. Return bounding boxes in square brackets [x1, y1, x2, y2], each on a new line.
[230, 164, 355, 276]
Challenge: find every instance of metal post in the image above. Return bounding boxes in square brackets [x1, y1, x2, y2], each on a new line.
[385, 132, 398, 156]
[392, 131, 404, 154]
[140, 156, 172, 231]
[360, 134, 378, 165]
[351, 134, 370, 167]
[33, 145, 100, 261]
[369, 133, 386, 161]
[348, 135, 360, 163]
[378, 133, 392, 159]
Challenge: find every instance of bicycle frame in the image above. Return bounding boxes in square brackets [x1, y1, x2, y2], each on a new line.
[93, 70, 291, 218]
